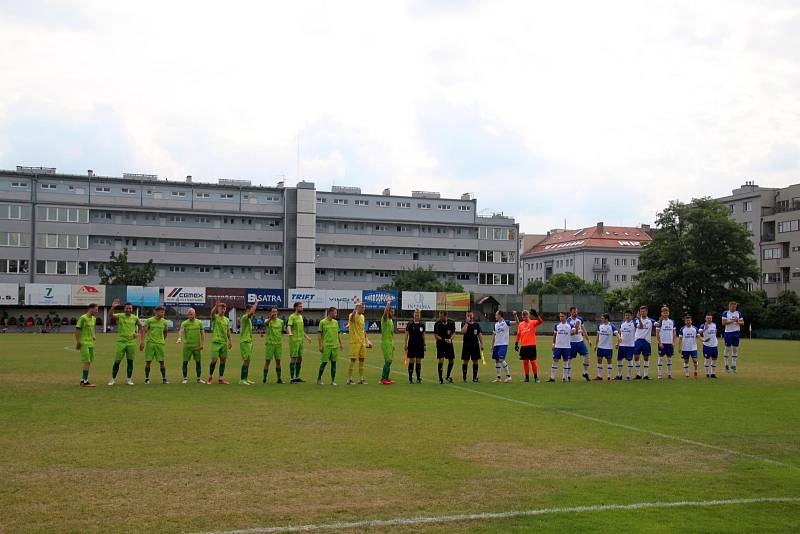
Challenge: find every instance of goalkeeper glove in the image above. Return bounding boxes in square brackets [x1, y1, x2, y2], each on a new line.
[514, 342, 520, 352]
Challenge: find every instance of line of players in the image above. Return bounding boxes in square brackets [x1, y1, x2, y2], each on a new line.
[73, 295, 744, 388]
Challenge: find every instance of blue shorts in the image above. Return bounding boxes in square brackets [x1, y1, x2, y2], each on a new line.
[703, 346, 718, 358]
[617, 346, 634, 361]
[634, 339, 651, 357]
[492, 345, 508, 360]
[553, 347, 571, 360]
[597, 348, 613, 360]
[570, 341, 589, 358]
[724, 331, 740, 347]
[682, 350, 698, 359]
[658, 343, 674, 357]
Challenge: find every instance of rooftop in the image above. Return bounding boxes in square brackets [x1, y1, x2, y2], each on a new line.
[522, 223, 652, 256]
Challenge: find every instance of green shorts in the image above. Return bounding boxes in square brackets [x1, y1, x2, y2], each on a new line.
[381, 341, 394, 362]
[211, 342, 228, 359]
[145, 343, 165, 362]
[265, 344, 281, 361]
[321, 347, 339, 363]
[182, 346, 202, 362]
[80, 345, 95, 363]
[115, 340, 137, 361]
[240, 341, 253, 360]
[289, 340, 303, 358]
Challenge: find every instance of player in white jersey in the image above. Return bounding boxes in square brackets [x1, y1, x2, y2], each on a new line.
[678, 315, 700, 379]
[655, 305, 676, 380]
[491, 310, 515, 383]
[549, 312, 574, 382]
[615, 309, 636, 380]
[568, 307, 593, 381]
[633, 305, 655, 380]
[699, 313, 719, 378]
[721, 301, 744, 373]
[594, 313, 617, 380]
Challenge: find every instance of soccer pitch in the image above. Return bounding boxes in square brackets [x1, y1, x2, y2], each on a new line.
[2, 334, 799, 533]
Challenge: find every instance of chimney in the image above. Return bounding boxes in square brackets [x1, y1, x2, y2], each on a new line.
[382, 188, 391, 196]
[596, 221, 604, 234]
[461, 193, 471, 201]
[186, 175, 192, 183]
[641, 223, 651, 233]
[87, 169, 94, 177]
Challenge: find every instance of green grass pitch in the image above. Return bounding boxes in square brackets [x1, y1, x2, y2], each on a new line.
[1, 333, 799, 533]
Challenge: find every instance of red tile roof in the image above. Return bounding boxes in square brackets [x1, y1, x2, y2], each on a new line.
[522, 225, 652, 256]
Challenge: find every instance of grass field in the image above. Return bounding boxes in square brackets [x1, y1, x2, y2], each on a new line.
[1, 333, 799, 533]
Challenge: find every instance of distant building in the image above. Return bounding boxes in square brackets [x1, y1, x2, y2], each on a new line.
[522, 222, 652, 290]
[518, 232, 546, 290]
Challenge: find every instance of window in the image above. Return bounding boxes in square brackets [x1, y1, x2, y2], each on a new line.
[355, 199, 368, 206]
[729, 204, 735, 213]
[621, 274, 627, 282]
[614, 274, 620, 282]
[94, 186, 110, 193]
[35, 260, 83, 275]
[220, 193, 234, 199]
[437, 204, 451, 210]
[145, 190, 153, 196]
[0, 259, 29, 274]
[631, 258, 637, 267]
[455, 250, 471, 257]
[334, 199, 348, 205]
[195, 216, 210, 223]
[397, 201, 411, 208]
[778, 220, 799, 233]
[194, 242, 207, 249]
[744, 201, 752, 212]
[317, 197, 327, 204]
[493, 228, 510, 240]
[456, 273, 471, 280]
[479, 227, 489, 240]
[121, 187, 136, 194]
[763, 247, 782, 260]
[458, 205, 472, 211]
[479, 273, 515, 285]
[264, 268, 279, 275]
[196, 266, 210, 273]
[11, 182, 28, 189]
[40, 183, 57, 190]
[396, 225, 407, 232]
[374, 248, 389, 255]
[377, 200, 390, 207]
[0, 204, 24, 219]
[763, 272, 781, 283]
[171, 191, 186, 197]
[374, 224, 387, 232]
[418, 203, 431, 209]
[168, 215, 186, 223]
[196, 192, 210, 199]
[0, 232, 28, 247]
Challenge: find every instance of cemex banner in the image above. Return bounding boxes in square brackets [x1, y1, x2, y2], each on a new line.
[361, 290, 398, 310]
[205, 287, 246, 309]
[25, 284, 71, 306]
[0, 283, 19, 305]
[401, 291, 436, 311]
[246, 288, 284, 309]
[126, 286, 160, 307]
[164, 286, 206, 305]
[71, 284, 106, 306]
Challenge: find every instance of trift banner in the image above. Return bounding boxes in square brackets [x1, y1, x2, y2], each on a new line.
[0, 283, 19, 305]
[164, 286, 206, 305]
[361, 290, 398, 310]
[287, 289, 327, 309]
[71, 284, 106, 306]
[246, 288, 284, 309]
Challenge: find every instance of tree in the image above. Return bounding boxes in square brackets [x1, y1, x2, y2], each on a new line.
[539, 272, 605, 295]
[523, 279, 544, 295]
[604, 286, 634, 313]
[635, 198, 759, 319]
[378, 266, 465, 293]
[97, 247, 156, 286]
[764, 291, 800, 330]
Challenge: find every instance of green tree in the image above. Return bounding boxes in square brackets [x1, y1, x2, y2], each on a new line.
[378, 266, 465, 293]
[635, 198, 759, 319]
[764, 291, 800, 330]
[97, 247, 156, 286]
[523, 279, 544, 295]
[604, 286, 634, 313]
[538, 272, 605, 295]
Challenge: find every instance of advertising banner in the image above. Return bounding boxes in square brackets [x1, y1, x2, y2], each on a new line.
[0, 283, 19, 305]
[25, 283, 71, 306]
[324, 290, 361, 310]
[367, 319, 381, 333]
[246, 288, 284, 309]
[164, 286, 206, 305]
[287, 289, 327, 309]
[126, 286, 160, 307]
[105, 285, 127, 307]
[71, 284, 106, 306]
[396, 320, 408, 333]
[205, 287, 246, 309]
[436, 292, 470, 312]
[401, 291, 436, 311]
[361, 290, 398, 310]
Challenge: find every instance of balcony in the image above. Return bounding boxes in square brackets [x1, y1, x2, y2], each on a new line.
[592, 264, 610, 273]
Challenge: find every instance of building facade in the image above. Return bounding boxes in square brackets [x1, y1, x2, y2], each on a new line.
[0, 168, 520, 296]
[717, 181, 800, 299]
[522, 223, 652, 290]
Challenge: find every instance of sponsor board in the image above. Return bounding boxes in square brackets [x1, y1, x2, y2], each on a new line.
[71, 284, 106, 306]
[324, 290, 362, 310]
[396, 320, 408, 333]
[361, 290, 398, 310]
[246, 288, 284, 309]
[164, 286, 206, 305]
[287, 289, 327, 309]
[367, 320, 381, 332]
[126, 286, 160, 307]
[25, 284, 71, 306]
[436, 292, 470, 311]
[401, 291, 436, 311]
[205, 287, 246, 309]
[0, 283, 19, 305]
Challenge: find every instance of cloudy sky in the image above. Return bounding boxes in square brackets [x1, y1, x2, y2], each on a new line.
[1, 0, 799, 233]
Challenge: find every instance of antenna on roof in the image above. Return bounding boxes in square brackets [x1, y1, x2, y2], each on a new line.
[564, 218, 567, 230]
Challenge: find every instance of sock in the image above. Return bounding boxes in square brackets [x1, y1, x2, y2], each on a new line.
[495, 361, 502, 378]
[219, 361, 226, 378]
[296, 360, 302, 378]
[635, 360, 641, 376]
[182, 361, 188, 379]
[597, 363, 603, 377]
[318, 362, 327, 380]
[446, 360, 453, 379]
[643, 361, 649, 377]
[382, 361, 391, 380]
[501, 360, 510, 378]
[112, 360, 120, 379]
[667, 357, 673, 377]
[732, 348, 738, 368]
[126, 359, 133, 379]
[627, 362, 633, 378]
[657, 356, 663, 378]
[462, 363, 468, 381]
[565, 361, 572, 380]
[693, 359, 699, 372]
[617, 362, 623, 378]
[263, 367, 269, 381]
[209, 360, 217, 377]
[81, 369, 89, 381]
[583, 356, 589, 375]
[723, 348, 730, 367]
[160, 366, 166, 379]
[607, 363, 613, 378]
[359, 359, 365, 379]
[711, 359, 717, 374]
[409, 363, 415, 382]
[276, 367, 282, 380]
[472, 363, 478, 380]
[438, 362, 443, 381]
[195, 361, 202, 378]
[145, 365, 151, 379]
[532, 360, 539, 378]
[330, 361, 337, 381]
[683, 360, 689, 376]
[550, 362, 558, 380]
[523, 360, 530, 377]
[415, 362, 421, 381]
[704, 358, 710, 376]
[348, 359, 355, 379]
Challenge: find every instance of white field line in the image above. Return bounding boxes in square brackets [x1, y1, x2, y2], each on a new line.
[63, 346, 79, 352]
[191, 497, 800, 534]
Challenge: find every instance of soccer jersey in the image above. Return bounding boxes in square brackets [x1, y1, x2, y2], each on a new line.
[516, 317, 543, 346]
[181, 319, 203, 348]
[597, 323, 617, 350]
[553, 322, 572, 349]
[349, 313, 365, 345]
[287, 313, 304, 338]
[240, 315, 253, 343]
[700, 322, 718, 347]
[619, 320, 636, 347]
[434, 319, 455, 342]
[265, 318, 284, 346]
[679, 325, 699, 351]
[493, 320, 511, 347]
[211, 315, 229, 344]
[463, 322, 482, 350]
[406, 321, 425, 347]
[567, 316, 584, 343]
[114, 313, 139, 342]
[381, 317, 393, 343]
[144, 317, 168, 345]
[656, 318, 675, 344]
[634, 317, 654, 340]
[319, 317, 339, 349]
[76, 313, 96, 347]
[722, 310, 742, 332]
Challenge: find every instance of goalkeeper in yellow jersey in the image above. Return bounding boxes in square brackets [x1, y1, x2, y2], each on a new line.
[347, 301, 372, 385]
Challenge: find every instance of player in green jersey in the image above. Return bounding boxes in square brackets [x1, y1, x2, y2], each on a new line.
[141, 306, 169, 384]
[287, 302, 312, 383]
[208, 300, 232, 385]
[263, 307, 285, 384]
[75, 303, 99, 387]
[239, 302, 257, 385]
[379, 296, 396, 385]
[108, 299, 140, 386]
[317, 306, 343, 385]
[176, 307, 205, 384]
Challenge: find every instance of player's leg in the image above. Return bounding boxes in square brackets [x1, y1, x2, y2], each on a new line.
[731, 334, 739, 372]
[633, 351, 641, 379]
[445, 350, 454, 382]
[110, 341, 125, 384]
[657, 345, 664, 379]
[80, 346, 95, 386]
[217, 348, 228, 383]
[144, 344, 153, 384]
[263, 347, 273, 383]
[615, 352, 623, 380]
[642, 344, 651, 379]
[358, 344, 366, 384]
[703, 349, 710, 378]
[522, 358, 530, 381]
[692, 354, 699, 379]
[531, 351, 539, 382]
[723, 334, 731, 371]
[596, 354, 603, 380]
[606, 355, 613, 380]
[240, 342, 251, 385]
[348, 352, 357, 385]
[493, 347, 502, 382]
[329, 348, 338, 385]
[471, 353, 479, 382]
[437, 356, 444, 384]
[408, 354, 416, 383]
[626, 351, 634, 379]
[461, 353, 469, 382]
[181, 347, 191, 383]
[209, 343, 219, 382]
[194, 350, 204, 382]
[581, 343, 590, 380]
[710, 349, 718, 377]
[317, 349, 328, 385]
[381, 341, 393, 384]
[563, 352, 571, 382]
[682, 354, 690, 378]
[501, 354, 511, 382]
[275, 352, 283, 384]
[156, 346, 167, 383]
[549, 353, 558, 382]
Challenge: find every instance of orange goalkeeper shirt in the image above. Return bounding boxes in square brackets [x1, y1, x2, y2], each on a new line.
[516, 317, 543, 346]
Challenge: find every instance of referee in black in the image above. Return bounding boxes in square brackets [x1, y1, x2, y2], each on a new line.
[461, 311, 484, 382]
[434, 310, 456, 383]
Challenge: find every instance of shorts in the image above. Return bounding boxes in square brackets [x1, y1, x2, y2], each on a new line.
[289, 340, 303, 358]
[682, 350, 698, 359]
[80, 345, 95, 363]
[321, 347, 339, 363]
[436, 342, 455, 360]
[407, 344, 425, 359]
[145, 343, 165, 362]
[492, 345, 508, 360]
[703, 346, 718, 358]
[211, 342, 228, 359]
[519, 345, 537, 360]
[658, 343, 674, 357]
[265, 344, 282, 361]
[617, 346, 634, 361]
[724, 331, 740, 347]
[240, 341, 253, 360]
[182, 347, 202, 362]
[381, 341, 394, 362]
[570, 341, 589, 358]
[597, 348, 613, 360]
[552, 347, 571, 360]
[115, 340, 137, 361]
[461, 346, 481, 361]
[349, 342, 366, 359]
[634, 339, 651, 357]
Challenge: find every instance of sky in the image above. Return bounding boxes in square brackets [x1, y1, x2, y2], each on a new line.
[1, 0, 799, 234]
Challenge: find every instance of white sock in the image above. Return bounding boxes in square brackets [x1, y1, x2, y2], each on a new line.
[495, 362, 502, 378]
[643, 361, 649, 377]
[597, 363, 603, 377]
[563, 361, 571, 380]
[607, 363, 613, 378]
[723, 348, 730, 367]
[732, 348, 738, 368]
[551, 363, 558, 380]
[583, 356, 590, 375]
[635, 361, 641, 376]
[501, 360, 510, 377]
[617, 362, 623, 378]
[657, 356, 663, 378]
[704, 358, 710, 376]
[627, 362, 633, 378]
[683, 361, 689, 376]
[667, 357, 673, 377]
[711, 359, 717, 374]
